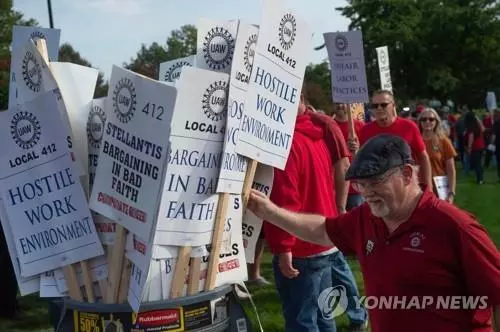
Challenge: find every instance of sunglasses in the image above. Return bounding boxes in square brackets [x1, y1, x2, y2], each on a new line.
[370, 102, 391, 109]
[420, 117, 436, 122]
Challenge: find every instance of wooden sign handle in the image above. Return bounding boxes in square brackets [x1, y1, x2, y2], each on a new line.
[347, 104, 356, 140]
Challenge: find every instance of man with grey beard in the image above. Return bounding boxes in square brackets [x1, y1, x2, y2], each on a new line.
[246, 134, 500, 332]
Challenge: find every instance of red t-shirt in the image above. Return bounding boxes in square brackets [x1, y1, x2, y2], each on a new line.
[359, 117, 426, 162]
[305, 109, 350, 164]
[334, 119, 364, 194]
[483, 115, 493, 129]
[325, 190, 500, 332]
[264, 113, 337, 257]
[466, 131, 486, 151]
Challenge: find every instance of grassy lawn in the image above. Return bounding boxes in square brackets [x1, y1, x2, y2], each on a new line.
[1, 167, 498, 331]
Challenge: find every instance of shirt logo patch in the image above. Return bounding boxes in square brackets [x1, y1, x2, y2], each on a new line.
[365, 240, 375, 256]
[403, 232, 425, 253]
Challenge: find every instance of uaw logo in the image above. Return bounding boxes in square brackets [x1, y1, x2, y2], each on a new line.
[202, 26, 235, 71]
[30, 30, 46, 42]
[22, 50, 42, 92]
[202, 80, 228, 122]
[112, 77, 137, 124]
[164, 61, 192, 82]
[87, 104, 107, 149]
[244, 33, 258, 73]
[318, 285, 349, 320]
[335, 34, 348, 52]
[379, 50, 387, 65]
[279, 13, 297, 50]
[10, 111, 41, 150]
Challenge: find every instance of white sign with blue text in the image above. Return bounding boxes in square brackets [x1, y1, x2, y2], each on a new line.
[154, 66, 229, 246]
[89, 66, 177, 241]
[217, 22, 259, 193]
[159, 55, 195, 83]
[196, 18, 238, 74]
[235, 0, 312, 170]
[0, 91, 104, 277]
[9, 26, 60, 107]
[324, 30, 369, 103]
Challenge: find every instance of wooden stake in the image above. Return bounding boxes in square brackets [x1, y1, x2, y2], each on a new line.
[187, 257, 202, 295]
[80, 261, 95, 303]
[63, 266, 83, 301]
[118, 256, 132, 303]
[242, 160, 258, 208]
[105, 225, 127, 303]
[169, 246, 192, 298]
[204, 192, 230, 291]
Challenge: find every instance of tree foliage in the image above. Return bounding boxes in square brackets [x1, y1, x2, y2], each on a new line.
[124, 25, 197, 79]
[336, 0, 500, 106]
[304, 62, 333, 114]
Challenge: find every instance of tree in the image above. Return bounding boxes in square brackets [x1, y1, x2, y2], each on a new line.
[0, 0, 37, 109]
[304, 62, 333, 114]
[58, 43, 108, 98]
[125, 25, 197, 79]
[335, 0, 500, 106]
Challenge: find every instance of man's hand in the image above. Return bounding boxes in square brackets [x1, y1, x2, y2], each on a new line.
[278, 252, 299, 279]
[446, 193, 454, 204]
[247, 189, 276, 221]
[347, 137, 359, 152]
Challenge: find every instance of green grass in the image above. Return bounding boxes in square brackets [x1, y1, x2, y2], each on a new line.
[1, 167, 498, 331]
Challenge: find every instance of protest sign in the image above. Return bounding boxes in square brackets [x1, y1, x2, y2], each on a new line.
[40, 270, 67, 298]
[159, 55, 195, 83]
[89, 66, 177, 241]
[49, 62, 99, 183]
[486, 91, 497, 112]
[235, 0, 312, 170]
[216, 22, 259, 193]
[87, 98, 116, 246]
[241, 164, 273, 263]
[52, 255, 108, 293]
[196, 19, 238, 74]
[433, 176, 450, 200]
[159, 194, 247, 298]
[154, 66, 229, 246]
[9, 26, 60, 107]
[0, 91, 104, 277]
[376, 46, 392, 92]
[127, 236, 154, 312]
[324, 30, 369, 104]
[12, 40, 58, 107]
[0, 199, 40, 295]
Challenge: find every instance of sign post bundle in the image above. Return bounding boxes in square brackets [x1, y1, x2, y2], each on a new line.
[1, 0, 312, 328]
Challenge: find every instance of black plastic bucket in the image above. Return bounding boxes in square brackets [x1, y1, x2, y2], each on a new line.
[48, 285, 253, 331]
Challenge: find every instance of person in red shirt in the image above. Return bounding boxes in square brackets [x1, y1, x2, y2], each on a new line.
[248, 134, 500, 332]
[465, 111, 486, 184]
[263, 93, 366, 331]
[358, 90, 432, 188]
[304, 104, 350, 213]
[333, 103, 365, 210]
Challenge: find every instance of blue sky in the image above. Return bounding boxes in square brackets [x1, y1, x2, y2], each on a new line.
[13, 0, 350, 80]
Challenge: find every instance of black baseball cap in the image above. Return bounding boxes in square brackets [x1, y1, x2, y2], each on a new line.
[345, 134, 415, 180]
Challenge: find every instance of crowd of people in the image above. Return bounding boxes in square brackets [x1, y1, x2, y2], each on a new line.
[246, 88, 499, 331]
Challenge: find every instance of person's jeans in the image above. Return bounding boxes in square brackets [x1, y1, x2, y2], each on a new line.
[470, 150, 484, 183]
[329, 251, 368, 327]
[346, 194, 364, 211]
[273, 254, 336, 332]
